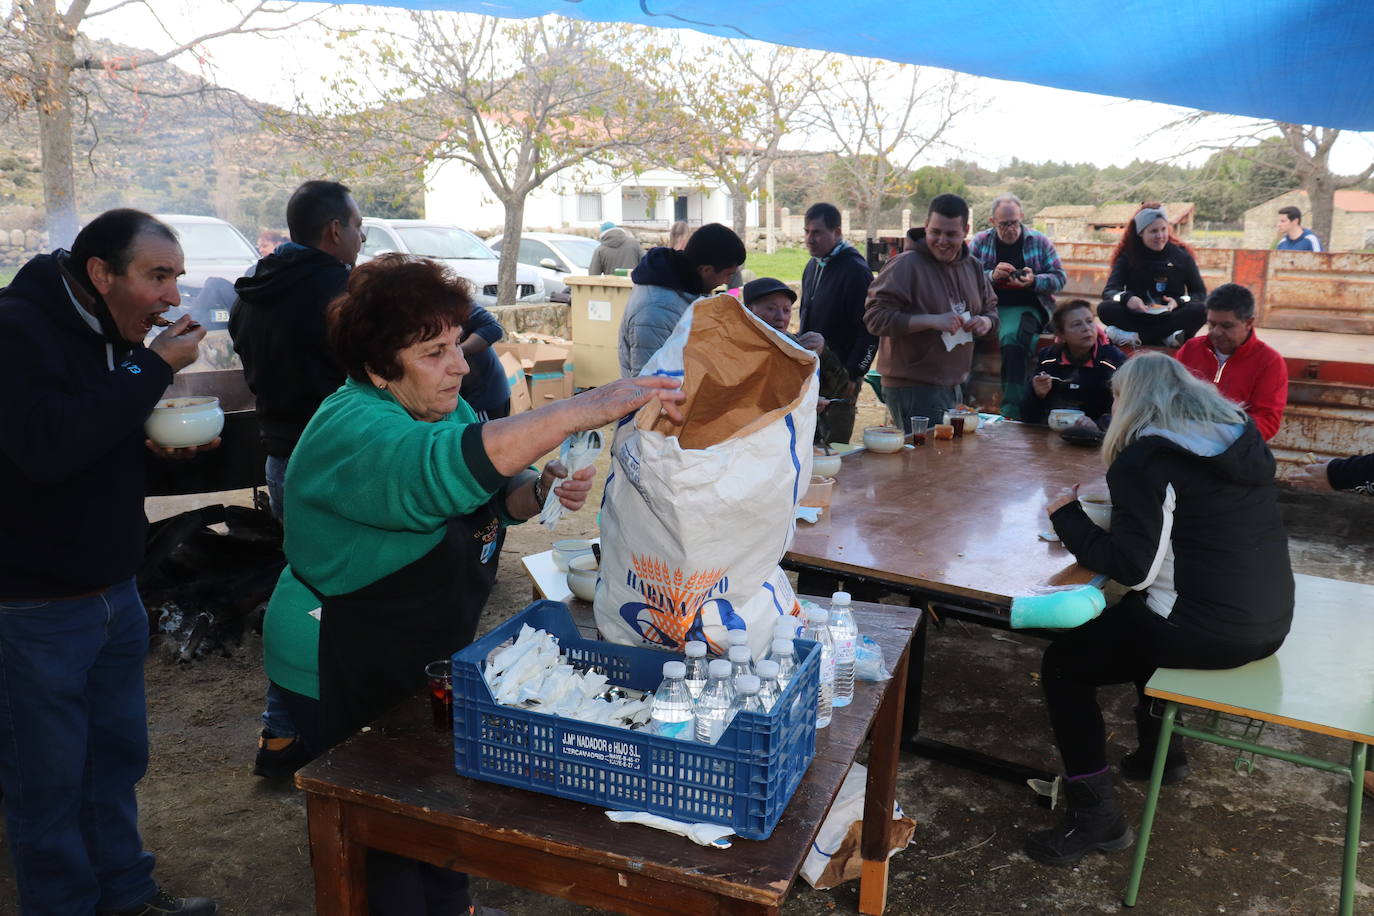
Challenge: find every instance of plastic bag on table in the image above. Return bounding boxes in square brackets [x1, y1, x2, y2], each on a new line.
[800, 762, 915, 889]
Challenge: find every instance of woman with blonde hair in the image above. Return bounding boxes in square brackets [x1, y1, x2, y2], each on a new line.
[1026, 352, 1293, 866]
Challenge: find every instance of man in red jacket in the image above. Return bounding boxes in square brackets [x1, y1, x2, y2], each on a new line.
[1175, 283, 1287, 440]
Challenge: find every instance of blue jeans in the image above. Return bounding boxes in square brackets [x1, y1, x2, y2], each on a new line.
[0, 578, 158, 914]
[265, 454, 288, 522]
[260, 680, 299, 739]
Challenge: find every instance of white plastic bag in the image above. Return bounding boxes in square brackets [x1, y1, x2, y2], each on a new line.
[595, 295, 817, 660]
[800, 762, 916, 889]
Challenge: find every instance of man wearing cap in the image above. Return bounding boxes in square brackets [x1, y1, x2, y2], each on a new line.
[743, 277, 850, 446]
[1275, 206, 1323, 251]
[587, 221, 644, 276]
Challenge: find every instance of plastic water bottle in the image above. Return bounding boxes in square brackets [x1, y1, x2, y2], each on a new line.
[683, 640, 709, 699]
[774, 614, 801, 640]
[694, 658, 735, 744]
[731, 674, 765, 715]
[755, 659, 782, 712]
[768, 637, 798, 690]
[727, 644, 754, 681]
[801, 606, 835, 728]
[649, 660, 696, 740]
[726, 629, 750, 650]
[828, 591, 858, 707]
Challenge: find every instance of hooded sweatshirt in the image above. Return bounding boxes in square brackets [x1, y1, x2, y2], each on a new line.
[229, 243, 349, 457]
[0, 252, 175, 598]
[800, 240, 877, 382]
[619, 246, 703, 377]
[588, 227, 644, 276]
[862, 228, 998, 388]
[1052, 419, 1293, 646]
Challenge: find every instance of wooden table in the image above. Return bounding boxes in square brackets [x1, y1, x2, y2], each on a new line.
[297, 600, 919, 916]
[1126, 573, 1374, 916]
[784, 422, 1107, 782]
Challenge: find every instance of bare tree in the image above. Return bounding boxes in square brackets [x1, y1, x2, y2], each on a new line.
[811, 58, 975, 239]
[280, 13, 683, 304]
[1166, 115, 1374, 246]
[0, 0, 317, 246]
[664, 40, 828, 237]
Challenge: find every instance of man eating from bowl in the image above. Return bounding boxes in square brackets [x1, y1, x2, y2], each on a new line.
[0, 209, 220, 915]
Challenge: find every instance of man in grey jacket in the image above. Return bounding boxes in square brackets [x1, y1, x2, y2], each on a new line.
[587, 222, 644, 276]
[618, 223, 746, 376]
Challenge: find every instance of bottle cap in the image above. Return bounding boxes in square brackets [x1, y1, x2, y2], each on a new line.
[774, 616, 799, 632]
[756, 659, 779, 678]
[708, 658, 733, 678]
[806, 607, 829, 624]
[726, 629, 749, 646]
[735, 674, 761, 694]
[728, 645, 751, 662]
[831, 591, 852, 606]
[770, 638, 794, 655]
[663, 660, 686, 678]
[684, 640, 707, 658]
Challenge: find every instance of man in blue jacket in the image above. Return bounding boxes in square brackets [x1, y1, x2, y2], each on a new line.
[0, 209, 217, 915]
[799, 203, 876, 444]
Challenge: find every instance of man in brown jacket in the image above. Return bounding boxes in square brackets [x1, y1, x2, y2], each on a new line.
[864, 194, 998, 431]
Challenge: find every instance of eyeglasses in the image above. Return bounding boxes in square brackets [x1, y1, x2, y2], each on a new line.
[995, 220, 1021, 230]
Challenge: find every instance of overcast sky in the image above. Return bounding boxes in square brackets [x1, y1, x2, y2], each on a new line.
[82, 1, 1374, 176]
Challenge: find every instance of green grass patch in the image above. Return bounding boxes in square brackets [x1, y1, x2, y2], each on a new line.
[745, 247, 812, 285]
[0, 266, 17, 287]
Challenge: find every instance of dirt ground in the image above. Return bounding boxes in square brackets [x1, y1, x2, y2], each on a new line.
[2, 388, 1370, 915]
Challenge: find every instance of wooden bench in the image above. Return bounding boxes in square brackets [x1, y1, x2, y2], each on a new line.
[1124, 572, 1374, 915]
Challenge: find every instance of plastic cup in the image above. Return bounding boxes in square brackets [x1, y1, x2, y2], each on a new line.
[910, 416, 929, 446]
[425, 659, 452, 732]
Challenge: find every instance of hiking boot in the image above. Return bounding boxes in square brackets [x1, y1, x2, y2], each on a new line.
[1104, 325, 1141, 349]
[253, 730, 314, 779]
[101, 889, 217, 916]
[1120, 704, 1191, 785]
[1025, 768, 1133, 865]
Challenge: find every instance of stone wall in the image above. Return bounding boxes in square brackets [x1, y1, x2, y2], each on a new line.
[490, 301, 570, 339]
[0, 227, 48, 267]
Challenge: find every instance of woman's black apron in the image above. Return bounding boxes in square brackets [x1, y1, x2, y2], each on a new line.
[302, 506, 502, 751]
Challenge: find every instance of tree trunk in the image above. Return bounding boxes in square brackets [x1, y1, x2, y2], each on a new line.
[731, 188, 748, 239]
[496, 195, 526, 306]
[34, 0, 78, 248]
[863, 203, 880, 242]
[1304, 174, 1336, 249]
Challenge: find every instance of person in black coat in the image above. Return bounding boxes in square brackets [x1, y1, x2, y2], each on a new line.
[1021, 299, 1126, 427]
[799, 202, 876, 443]
[1097, 204, 1206, 348]
[1026, 352, 1293, 867]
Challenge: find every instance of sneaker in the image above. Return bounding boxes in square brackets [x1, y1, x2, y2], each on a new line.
[102, 889, 216, 916]
[253, 730, 314, 779]
[1104, 325, 1141, 349]
[1164, 329, 1187, 348]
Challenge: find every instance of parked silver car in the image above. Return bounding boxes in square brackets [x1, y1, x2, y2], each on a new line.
[360, 218, 545, 306]
[488, 231, 600, 304]
[156, 213, 259, 329]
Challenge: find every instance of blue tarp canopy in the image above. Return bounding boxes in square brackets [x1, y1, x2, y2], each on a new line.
[337, 0, 1374, 130]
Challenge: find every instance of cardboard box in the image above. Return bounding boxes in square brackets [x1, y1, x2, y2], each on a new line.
[495, 341, 573, 405]
[498, 351, 532, 414]
[566, 275, 634, 388]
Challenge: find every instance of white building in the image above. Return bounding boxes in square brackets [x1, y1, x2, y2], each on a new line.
[424, 158, 759, 234]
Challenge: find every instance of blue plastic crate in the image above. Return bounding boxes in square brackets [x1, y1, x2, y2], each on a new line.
[452, 600, 819, 840]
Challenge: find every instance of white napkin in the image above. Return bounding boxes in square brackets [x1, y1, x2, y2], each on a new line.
[540, 430, 604, 530]
[605, 810, 734, 848]
[941, 326, 974, 351]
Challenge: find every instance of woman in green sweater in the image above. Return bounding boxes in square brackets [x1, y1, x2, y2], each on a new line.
[262, 254, 683, 915]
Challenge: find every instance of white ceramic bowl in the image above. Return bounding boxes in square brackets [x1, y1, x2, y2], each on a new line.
[1081, 499, 1112, 531]
[863, 426, 905, 454]
[812, 453, 842, 477]
[566, 554, 599, 602]
[552, 538, 594, 572]
[1048, 408, 1087, 432]
[145, 396, 224, 448]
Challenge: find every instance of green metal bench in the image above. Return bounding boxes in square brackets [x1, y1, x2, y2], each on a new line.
[1123, 573, 1374, 915]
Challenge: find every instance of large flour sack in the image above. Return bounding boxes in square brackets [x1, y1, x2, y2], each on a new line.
[595, 294, 818, 659]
